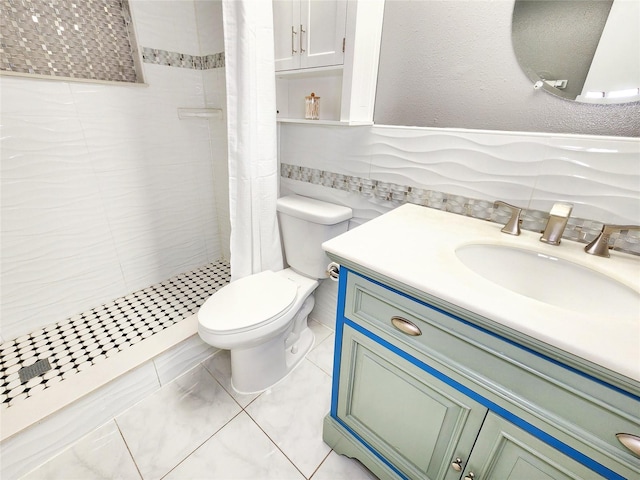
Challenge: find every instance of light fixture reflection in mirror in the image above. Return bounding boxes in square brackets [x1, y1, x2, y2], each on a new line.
[512, 0, 640, 104]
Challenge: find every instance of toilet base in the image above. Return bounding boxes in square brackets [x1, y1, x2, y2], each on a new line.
[229, 296, 316, 394]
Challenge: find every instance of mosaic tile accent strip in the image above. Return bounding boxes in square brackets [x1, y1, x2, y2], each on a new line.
[0, 260, 230, 409]
[281, 163, 640, 255]
[141, 47, 225, 70]
[0, 0, 139, 83]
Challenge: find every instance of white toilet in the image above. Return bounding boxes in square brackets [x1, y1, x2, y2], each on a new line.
[197, 194, 352, 393]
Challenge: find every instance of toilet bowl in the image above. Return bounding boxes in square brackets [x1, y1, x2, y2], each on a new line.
[197, 195, 352, 393]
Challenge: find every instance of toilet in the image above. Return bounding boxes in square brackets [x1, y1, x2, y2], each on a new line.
[197, 194, 352, 394]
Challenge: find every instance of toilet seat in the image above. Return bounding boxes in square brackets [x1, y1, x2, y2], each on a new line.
[198, 270, 298, 334]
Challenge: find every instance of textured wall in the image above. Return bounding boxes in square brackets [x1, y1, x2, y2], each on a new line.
[0, 0, 228, 341]
[0, 0, 140, 83]
[374, 0, 640, 136]
[279, 124, 640, 240]
[512, 0, 612, 100]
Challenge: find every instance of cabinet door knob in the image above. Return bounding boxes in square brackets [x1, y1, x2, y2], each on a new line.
[617, 433, 640, 456]
[451, 457, 463, 472]
[391, 316, 422, 336]
[464, 473, 476, 480]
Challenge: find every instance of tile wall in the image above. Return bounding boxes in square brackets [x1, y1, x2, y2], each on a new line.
[280, 124, 640, 328]
[279, 124, 640, 231]
[1, 0, 139, 83]
[0, 0, 229, 342]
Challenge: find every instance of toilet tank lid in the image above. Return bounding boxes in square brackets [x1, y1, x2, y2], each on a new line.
[276, 195, 352, 225]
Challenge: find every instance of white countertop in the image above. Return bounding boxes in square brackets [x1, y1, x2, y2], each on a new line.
[322, 203, 640, 383]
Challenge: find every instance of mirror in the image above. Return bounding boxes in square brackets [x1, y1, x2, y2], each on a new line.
[512, 0, 640, 104]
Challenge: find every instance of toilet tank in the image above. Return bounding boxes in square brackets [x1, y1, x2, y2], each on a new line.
[277, 195, 352, 279]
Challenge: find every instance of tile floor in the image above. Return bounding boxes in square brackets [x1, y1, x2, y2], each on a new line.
[21, 320, 378, 480]
[1, 262, 230, 409]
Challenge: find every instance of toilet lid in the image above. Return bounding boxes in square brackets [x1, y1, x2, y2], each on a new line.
[198, 271, 298, 333]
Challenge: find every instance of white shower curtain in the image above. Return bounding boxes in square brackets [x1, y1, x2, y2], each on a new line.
[222, 0, 284, 281]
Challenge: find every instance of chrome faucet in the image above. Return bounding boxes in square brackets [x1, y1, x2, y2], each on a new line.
[540, 203, 573, 245]
[584, 224, 640, 257]
[493, 201, 522, 235]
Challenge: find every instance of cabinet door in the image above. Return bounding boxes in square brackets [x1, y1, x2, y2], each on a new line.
[273, 0, 301, 71]
[336, 324, 488, 480]
[299, 0, 347, 69]
[464, 413, 603, 480]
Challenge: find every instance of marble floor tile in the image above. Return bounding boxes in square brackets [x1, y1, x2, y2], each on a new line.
[21, 421, 140, 480]
[165, 411, 304, 480]
[312, 451, 378, 479]
[308, 319, 333, 346]
[201, 350, 261, 408]
[245, 359, 333, 478]
[115, 364, 241, 479]
[306, 333, 335, 377]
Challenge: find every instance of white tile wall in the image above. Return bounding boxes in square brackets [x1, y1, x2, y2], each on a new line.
[203, 66, 231, 260]
[0, 1, 228, 341]
[195, 0, 225, 55]
[279, 124, 640, 225]
[130, 0, 201, 56]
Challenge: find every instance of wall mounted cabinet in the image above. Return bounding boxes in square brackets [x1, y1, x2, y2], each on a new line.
[324, 269, 640, 480]
[274, 0, 347, 72]
[273, 0, 385, 125]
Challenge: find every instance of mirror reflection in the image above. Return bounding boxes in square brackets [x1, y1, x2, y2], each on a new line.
[512, 0, 640, 104]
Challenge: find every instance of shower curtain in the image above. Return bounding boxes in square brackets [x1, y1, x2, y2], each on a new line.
[222, 0, 284, 281]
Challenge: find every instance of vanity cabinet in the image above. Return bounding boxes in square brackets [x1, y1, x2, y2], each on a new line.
[323, 268, 640, 480]
[273, 0, 347, 72]
[337, 323, 487, 479]
[273, 0, 384, 124]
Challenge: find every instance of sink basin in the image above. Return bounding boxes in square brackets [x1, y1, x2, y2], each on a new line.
[455, 244, 640, 318]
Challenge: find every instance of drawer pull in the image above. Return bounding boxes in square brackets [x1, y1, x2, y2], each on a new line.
[617, 433, 640, 456]
[391, 316, 422, 336]
[464, 473, 476, 480]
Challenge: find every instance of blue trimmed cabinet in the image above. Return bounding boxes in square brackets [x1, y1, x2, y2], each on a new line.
[323, 268, 640, 480]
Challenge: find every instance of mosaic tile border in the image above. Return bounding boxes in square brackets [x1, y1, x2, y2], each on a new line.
[281, 163, 640, 256]
[0, 261, 230, 409]
[0, 0, 140, 83]
[141, 48, 225, 70]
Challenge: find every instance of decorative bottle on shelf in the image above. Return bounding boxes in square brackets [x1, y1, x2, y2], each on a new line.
[305, 92, 320, 120]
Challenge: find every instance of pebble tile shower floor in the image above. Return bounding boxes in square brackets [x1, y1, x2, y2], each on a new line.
[0, 260, 230, 409]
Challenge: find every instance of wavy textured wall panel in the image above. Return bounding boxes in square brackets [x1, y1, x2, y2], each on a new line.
[1, 116, 128, 339]
[279, 124, 640, 253]
[0, 65, 224, 341]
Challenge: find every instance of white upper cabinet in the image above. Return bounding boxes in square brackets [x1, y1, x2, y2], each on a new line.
[274, 0, 385, 124]
[274, 0, 347, 72]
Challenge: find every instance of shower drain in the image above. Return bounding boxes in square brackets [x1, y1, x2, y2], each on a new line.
[18, 358, 52, 384]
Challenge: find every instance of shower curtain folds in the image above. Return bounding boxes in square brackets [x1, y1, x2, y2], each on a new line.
[222, 0, 284, 281]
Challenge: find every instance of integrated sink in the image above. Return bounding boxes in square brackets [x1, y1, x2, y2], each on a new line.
[455, 244, 640, 318]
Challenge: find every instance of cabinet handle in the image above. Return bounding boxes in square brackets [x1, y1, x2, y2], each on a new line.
[300, 24, 306, 53]
[291, 26, 297, 54]
[391, 316, 422, 336]
[451, 457, 463, 472]
[617, 433, 640, 456]
[464, 473, 476, 480]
